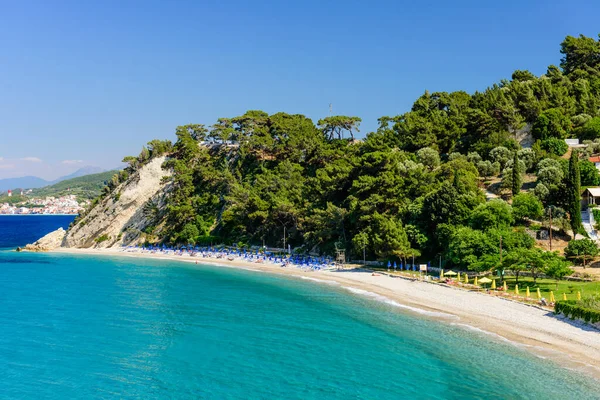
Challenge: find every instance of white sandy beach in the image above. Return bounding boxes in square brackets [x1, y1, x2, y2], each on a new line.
[53, 247, 600, 379]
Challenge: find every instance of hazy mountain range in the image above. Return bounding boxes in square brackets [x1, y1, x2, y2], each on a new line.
[0, 166, 109, 192]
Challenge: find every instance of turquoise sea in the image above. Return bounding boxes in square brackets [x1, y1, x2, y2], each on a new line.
[1, 216, 600, 399]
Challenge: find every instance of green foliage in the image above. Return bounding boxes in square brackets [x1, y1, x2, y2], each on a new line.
[512, 193, 543, 222]
[532, 108, 570, 140]
[317, 115, 362, 140]
[179, 223, 200, 245]
[476, 160, 499, 179]
[502, 247, 557, 284]
[489, 146, 512, 169]
[76, 34, 600, 278]
[579, 117, 600, 140]
[580, 160, 600, 186]
[470, 199, 514, 230]
[447, 226, 495, 270]
[560, 34, 600, 74]
[545, 258, 573, 282]
[0, 194, 28, 205]
[566, 150, 583, 233]
[511, 151, 523, 196]
[517, 148, 536, 171]
[564, 239, 599, 265]
[30, 171, 119, 201]
[540, 138, 568, 156]
[416, 147, 440, 169]
[555, 300, 600, 324]
[94, 234, 110, 243]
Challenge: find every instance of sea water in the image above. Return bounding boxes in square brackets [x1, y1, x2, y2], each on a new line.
[1, 216, 600, 399]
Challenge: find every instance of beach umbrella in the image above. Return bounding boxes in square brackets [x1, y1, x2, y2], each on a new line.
[503, 281, 508, 291]
[550, 291, 555, 303]
[474, 276, 478, 286]
[393, 261, 397, 270]
[577, 291, 581, 301]
[444, 271, 457, 276]
[515, 284, 519, 296]
[479, 277, 492, 288]
[526, 287, 530, 298]
[440, 269, 444, 279]
[562, 293, 567, 301]
[537, 288, 541, 300]
[387, 260, 391, 270]
[464, 274, 469, 284]
[491, 279, 496, 290]
[457, 272, 461, 282]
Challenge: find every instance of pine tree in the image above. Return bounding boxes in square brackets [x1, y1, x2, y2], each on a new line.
[567, 149, 583, 234]
[511, 151, 522, 197]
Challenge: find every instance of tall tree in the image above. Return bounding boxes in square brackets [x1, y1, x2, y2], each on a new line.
[317, 116, 362, 140]
[560, 34, 600, 74]
[511, 151, 522, 197]
[567, 149, 583, 234]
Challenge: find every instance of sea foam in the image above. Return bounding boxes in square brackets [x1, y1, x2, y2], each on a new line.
[300, 276, 339, 285]
[342, 286, 458, 319]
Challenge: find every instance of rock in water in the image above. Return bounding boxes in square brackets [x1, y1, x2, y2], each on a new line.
[24, 228, 66, 252]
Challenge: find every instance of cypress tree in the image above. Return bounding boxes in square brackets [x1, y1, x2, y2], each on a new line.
[567, 149, 583, 234]
[511, 151, 522, 197]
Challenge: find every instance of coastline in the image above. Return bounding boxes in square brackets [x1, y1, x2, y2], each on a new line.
[52, 247, 600, 380]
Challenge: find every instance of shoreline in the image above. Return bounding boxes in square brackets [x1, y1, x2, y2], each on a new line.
[51, 247, 600, 380]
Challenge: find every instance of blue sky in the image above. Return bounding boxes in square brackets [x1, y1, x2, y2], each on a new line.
[0, 0, 599, 179]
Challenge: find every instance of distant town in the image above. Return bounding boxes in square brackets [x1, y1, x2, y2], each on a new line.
[0, 191, 88, 215]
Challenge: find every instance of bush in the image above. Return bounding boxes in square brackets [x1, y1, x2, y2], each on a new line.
[579, 117, 600, 140]
[593, 208, 600, 223]
[564, 239, 599, 265]
[532, 108, 570, 140]
[555, 300, 600, 324]
[540, 138, 568, 156]
[580, 160, 600, 186]
[95, 234, 110, 243]
[416, 147, 440, 169]
[512, 193, 543, 221]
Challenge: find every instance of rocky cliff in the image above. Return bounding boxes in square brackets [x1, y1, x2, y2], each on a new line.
[24, 228, 66, 251]
[61, 156, 172, 248]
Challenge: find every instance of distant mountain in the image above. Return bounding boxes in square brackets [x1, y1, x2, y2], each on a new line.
[0, 176, 50, 192]
[51, 166, 106, 184]
[0, 166, 107, 193]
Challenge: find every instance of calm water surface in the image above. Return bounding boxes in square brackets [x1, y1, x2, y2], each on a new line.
[1, 216, 599, 399]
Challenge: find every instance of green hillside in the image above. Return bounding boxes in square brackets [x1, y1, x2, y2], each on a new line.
[31, 170, 119, 200]
[83, 34, 600, 280]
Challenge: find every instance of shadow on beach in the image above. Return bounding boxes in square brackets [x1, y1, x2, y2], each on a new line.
[546, 312, 600, 333]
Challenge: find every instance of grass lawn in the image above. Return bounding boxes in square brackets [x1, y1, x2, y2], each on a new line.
[496, 276, 600, 300]
[361, 265, 600, 301]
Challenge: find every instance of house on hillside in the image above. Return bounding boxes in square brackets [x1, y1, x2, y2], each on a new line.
[590, 156, 600, 170]
[582, 187, 600, 208]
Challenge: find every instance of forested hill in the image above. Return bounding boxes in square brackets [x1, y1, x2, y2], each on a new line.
[31, 171, 119, 200]
[77, 34, 600, 272]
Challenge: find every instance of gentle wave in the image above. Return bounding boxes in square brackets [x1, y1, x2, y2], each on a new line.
[342, 286, 458, 319]
[450, 323, 519, 346]
[300, 276, 339, 285]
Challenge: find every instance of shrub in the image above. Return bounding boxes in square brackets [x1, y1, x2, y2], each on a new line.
[512, 193, 543, 222]
[95, 234, 110, 243]
[532, 108, 570, 140]
[555, 300, 600, 324]
[540, 138, 568, 156]
[579, 117, 600, 140]
[580, 160, 600, 186]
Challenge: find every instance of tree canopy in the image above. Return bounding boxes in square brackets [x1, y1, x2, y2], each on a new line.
[90, 34, 600, 276]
